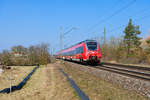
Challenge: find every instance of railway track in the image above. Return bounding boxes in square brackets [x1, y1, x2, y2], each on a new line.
[62, 61, 150, 97]
[63, 60, 150, 81]
[94, 63, 150, 81]
[102, 62, 150, 71]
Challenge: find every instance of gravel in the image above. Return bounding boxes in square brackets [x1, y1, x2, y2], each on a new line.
[63, 61, 150, 99]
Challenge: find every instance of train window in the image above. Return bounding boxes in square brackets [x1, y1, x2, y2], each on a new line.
[78, 48, 80, 53]
[75, 48, 78, 54]
[87, 42, 97, 50]
[77, 47, 80, 54]
[70, 51, 73, 55]
[80, 46, 83, 53]
[75, 46, 83, 54]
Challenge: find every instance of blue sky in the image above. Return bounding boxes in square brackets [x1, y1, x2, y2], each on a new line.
[0, 0, 150, 53]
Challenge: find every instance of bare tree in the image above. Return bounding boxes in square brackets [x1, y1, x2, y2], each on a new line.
[1, 50, 12, 66]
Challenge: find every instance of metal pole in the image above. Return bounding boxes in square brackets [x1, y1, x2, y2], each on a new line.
[60, 26, 63, 51]
[103, 27, 106, 60]
[10, 72, 12, 93]
[104, 27, 106, 45]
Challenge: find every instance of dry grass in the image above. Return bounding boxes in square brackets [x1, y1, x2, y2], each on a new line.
[0, 64, 78, 100]
[0, 66, 34, 90]
[61, 61, 150, 100]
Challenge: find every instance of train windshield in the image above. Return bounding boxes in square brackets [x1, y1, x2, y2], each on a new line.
[87, 42, 97, 50]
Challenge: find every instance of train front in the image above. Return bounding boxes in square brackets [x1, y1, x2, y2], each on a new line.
[85, 40, 101, 64]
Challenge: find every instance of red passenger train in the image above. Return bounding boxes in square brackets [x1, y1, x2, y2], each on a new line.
[56, 40, 101, 64]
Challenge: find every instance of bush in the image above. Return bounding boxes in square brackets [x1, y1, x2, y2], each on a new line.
[0, 43, 51, 66]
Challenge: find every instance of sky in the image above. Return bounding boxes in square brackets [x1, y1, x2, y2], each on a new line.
[0, 0, 150, 53]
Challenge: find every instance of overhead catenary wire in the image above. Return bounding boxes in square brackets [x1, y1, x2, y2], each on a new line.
[93, 13, 150, 38]
[95, 0, 122, 20]
[86, 0, 136, 34]
[63, 25, 73, 33]
[80, 0, 137, 41]
[63, 27, 77, 37]
[57, 0, 150, 52]
[127, 7, 150, 19]
[87, 12, 150, 41]
[104, 8, 150, 33]
[108, 13, 150, 33]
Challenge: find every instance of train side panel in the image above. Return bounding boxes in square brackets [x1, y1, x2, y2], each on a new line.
[55, 40, 102, 64]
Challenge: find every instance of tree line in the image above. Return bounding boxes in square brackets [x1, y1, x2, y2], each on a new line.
[101, 19, 150, 64]
[0, 43, 51, 66]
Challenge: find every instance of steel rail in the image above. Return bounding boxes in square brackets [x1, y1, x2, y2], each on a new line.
[101, 65, 150, 77]
[94, 66, 150, 81]
[102, 62, 150, 71]
[92, 64, 150, 81]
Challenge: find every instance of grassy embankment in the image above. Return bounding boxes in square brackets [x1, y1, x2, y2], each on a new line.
[60, 61, 150, 100]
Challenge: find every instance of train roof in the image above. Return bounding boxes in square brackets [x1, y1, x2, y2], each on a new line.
[80, 39, 97, 43]
[59, 39, 97, 52]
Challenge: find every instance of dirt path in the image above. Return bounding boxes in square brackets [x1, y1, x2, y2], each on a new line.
[0, 64, 78, 100]
[45, 64, 55, 99]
